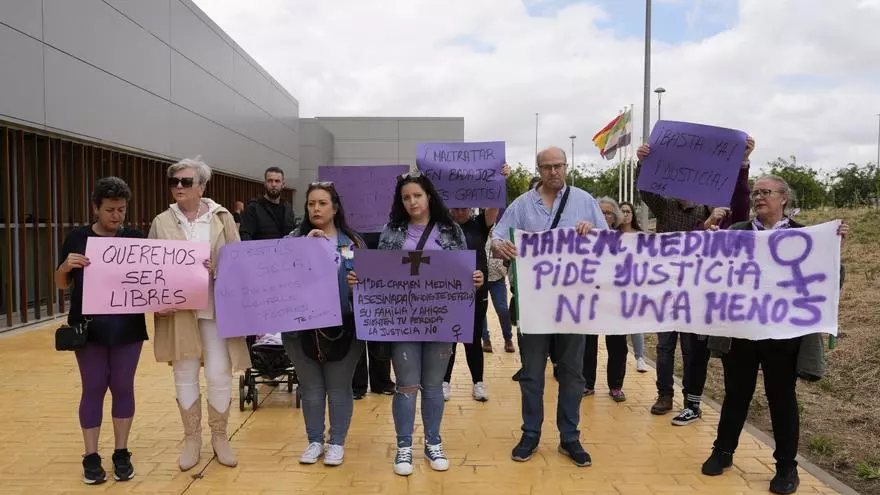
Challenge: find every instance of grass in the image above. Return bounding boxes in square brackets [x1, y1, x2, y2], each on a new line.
[643, 207, 880, 495]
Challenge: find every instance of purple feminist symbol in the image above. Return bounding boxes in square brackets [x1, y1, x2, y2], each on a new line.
[402, 250, 431, 276]
[768, 230, 826, 296]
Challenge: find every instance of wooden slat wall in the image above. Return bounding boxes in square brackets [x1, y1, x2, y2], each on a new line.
[0, 124, 284, 329]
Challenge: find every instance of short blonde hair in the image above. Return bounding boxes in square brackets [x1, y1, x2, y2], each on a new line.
[167, 156, 212, 185]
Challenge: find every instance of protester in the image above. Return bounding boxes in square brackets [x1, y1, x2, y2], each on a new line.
[148, 157, 250, 471]
[701, 174, 849, 494]
[618, 200, 649, 373]
[232, 200, 245, 228]
[492, 146, 608, 467]
[239, 166, 297, 241]
[347, 172, 483, 476]
[481, 230, 515, 354]
[282, 181, 366, 466]
[635, 136, 753, 425]
[54, 177, 146, 484]
[581, 197, 630, 401]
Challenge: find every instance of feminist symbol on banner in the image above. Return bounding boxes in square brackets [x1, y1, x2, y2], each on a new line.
[769, 230, 827, 296]
[402, 251, 431, 276]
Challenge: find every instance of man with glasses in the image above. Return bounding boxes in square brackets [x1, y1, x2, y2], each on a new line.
[239, 167, 298, 241]
[491, 146, 608, 467]
[634, 136, 754, 426]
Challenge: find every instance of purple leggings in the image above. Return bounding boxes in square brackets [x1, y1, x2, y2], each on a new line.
[74, 342, 143, 429]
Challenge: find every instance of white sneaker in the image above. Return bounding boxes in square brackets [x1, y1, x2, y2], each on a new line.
[324, 444, 344, 466]
[299, 442, 324, 464]
[442, 381, 451, 401]
[636, 357, 649, 373]
[472, 382, 488, 402]
[393, 446, 414, 476]
[424, 442, 450, 471]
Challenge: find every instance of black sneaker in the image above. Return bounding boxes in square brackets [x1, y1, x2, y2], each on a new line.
[671, 406, 702, 426]
[511, 435, 539, 462]
[770, 463, 800, 494]
[512, 368, 523, 381]
[82, 453, 106, 485]
[558, 440, 592, 467]
[701, 448, 733, 476]
[112, 448, 135, 481]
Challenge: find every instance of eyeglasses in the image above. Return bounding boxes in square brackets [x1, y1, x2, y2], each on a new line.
[537, 163, 566, 172]
[622, 210, 633, 215]
[399, 170, 423, 181]
[310, 181, 334, 187]
[168, 177, 195, 188]
[750, 188, 780, 199]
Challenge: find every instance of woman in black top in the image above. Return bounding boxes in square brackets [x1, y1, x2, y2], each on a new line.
[54, 177, 148, 485]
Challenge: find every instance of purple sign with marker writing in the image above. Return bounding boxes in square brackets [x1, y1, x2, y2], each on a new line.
[214, 237, 342, 338]
[318, 165, 409, 233]
[353, 249, 476, 342]
[416, 141, 506, 208]
[637, 120, 747, 207]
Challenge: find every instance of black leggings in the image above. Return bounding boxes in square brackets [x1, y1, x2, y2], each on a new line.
[445, 296, 488, 383]
[583, 335, 628, 390]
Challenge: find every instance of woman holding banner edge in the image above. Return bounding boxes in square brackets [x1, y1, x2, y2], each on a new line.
[281, 181, 366, 466]
[701, 174, 849, 494]
[347, 171, 484, 476]
[148, 157, 250, 472]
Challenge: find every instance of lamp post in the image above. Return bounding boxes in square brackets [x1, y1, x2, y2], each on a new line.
[876, 113, 879, 167]
[654, 87, 666, 121]
[569, 135, 576, 167]
[534, 113, 539, 168]
[639, 0, 653, 229]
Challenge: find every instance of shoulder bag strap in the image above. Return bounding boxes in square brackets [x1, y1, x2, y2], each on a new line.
[550, 186, 571, 229]
[415, 220, 436, 250]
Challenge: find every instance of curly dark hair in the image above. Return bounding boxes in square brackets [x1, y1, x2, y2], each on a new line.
[388, 174, 454, 229]
[91, 176, 132, 208]
[619, 201, 643, 231]
[296, 183, 364, 248]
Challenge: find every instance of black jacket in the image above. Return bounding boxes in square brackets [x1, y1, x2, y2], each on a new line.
[239, 197, 298, 241]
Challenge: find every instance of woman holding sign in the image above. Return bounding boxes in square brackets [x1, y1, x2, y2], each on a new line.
[148, 157, 250, 472]
[55, 177, 146, 485]
[281, 181, 366, 467]
[702, 175, 849, 495]
[347, 172, 484, 476]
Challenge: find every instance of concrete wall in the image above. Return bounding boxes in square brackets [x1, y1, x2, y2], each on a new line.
[0, 0, 299, 180]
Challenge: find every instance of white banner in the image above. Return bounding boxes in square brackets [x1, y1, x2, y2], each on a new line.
[514, 221, 841, 340]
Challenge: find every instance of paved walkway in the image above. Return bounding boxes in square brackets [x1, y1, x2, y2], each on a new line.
[0, 316, 841, 494]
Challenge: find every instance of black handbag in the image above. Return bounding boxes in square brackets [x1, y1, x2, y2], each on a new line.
[301, 326, 353, 363]
[55, 319, 90, 351]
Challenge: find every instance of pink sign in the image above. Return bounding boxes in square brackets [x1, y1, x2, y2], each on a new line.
[82, 237, 211, 314]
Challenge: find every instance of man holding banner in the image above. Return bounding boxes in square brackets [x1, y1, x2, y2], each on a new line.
[491, 146, 608, 467]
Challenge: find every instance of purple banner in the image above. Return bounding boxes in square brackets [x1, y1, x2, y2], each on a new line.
[214, 237, 342, 338]
[637, 120, 747, 207]
[353, 249, 476, 342]
[416, 141, 506, 208]
[318, 165, 409, 233]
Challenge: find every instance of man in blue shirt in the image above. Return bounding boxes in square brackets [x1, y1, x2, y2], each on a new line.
[491, 146, 608, 467]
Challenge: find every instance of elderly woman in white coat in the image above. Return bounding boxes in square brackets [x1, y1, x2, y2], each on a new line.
[148, 157, 250, 471]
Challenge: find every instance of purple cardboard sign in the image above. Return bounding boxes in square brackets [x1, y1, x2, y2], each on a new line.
[318, 165, 410, 233]
[416, 141, 506, 208]
[214, 237, 342, 338]
[353, 249, 476, 342]
[637, 120, 747, 207]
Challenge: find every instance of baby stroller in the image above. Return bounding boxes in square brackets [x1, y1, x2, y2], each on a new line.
[239, 333, 301, 410]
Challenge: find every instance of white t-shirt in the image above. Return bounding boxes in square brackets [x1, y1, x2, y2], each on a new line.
[170, 198, 221, 320]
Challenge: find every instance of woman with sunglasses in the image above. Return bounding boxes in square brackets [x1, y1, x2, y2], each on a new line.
[282, 181, 366, 467]
[618, 201, 649, 373]
[148, 157, 250, 472]
[347, 171, 484, 476]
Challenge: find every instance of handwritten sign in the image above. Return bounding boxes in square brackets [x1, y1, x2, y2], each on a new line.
[82, 237, 210, 314]
[416, 141, 506, 208]
[318, 165, 409, 233]
[637, 120, 747, 206]
[514, 222, 841, 339]
[353, 249, 476, 342]
[214, 237, 342, 338]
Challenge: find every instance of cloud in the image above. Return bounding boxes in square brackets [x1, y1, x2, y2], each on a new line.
[193, 0, 880, 172]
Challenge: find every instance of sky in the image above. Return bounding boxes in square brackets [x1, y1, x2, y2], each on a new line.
[193, 0, 880, 174]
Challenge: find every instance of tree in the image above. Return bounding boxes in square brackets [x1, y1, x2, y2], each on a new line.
[761, 156, 829, 209]
[504, 162, 534, 206]
[828, 163, 880, 207]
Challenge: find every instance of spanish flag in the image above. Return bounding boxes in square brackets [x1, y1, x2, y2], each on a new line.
[592, 109, 632, 160]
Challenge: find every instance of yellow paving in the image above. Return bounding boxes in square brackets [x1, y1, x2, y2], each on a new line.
[0, 315, 841, 494]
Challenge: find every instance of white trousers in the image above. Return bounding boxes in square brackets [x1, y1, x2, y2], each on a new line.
[172, 319, 232, 412]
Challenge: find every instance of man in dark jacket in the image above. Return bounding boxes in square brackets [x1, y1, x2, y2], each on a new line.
[239, 167, 298, 240]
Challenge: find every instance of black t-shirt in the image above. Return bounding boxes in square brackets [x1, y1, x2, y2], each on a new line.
[59, 226, 149, 347]
[459, 212, 491, 295]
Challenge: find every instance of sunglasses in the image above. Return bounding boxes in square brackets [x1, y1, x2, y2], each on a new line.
[310, 181, 334, 187]
[167, 177, 195, 188]
[398, 170, 423, 181]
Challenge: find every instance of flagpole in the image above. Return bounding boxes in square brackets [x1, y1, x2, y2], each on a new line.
[640, 0, 652, 229]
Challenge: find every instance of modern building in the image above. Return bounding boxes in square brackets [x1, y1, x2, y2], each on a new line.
[0, 2, 464, 330]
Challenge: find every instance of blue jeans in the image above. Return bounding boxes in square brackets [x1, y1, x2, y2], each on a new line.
[519, 333, 585, 443]
[391, 341, 453, 447]
[630, 333, 645, 358]
[655, 332, 710, 403]
[481, 279, 513, 342]
[282, 331, 364, 445]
